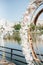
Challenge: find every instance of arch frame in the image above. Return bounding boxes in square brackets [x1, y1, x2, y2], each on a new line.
[20, 0, 43, 65]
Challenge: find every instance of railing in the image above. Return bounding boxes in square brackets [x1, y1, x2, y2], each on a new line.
[0, 46, 43, 65]
[0, 46, 27, 65]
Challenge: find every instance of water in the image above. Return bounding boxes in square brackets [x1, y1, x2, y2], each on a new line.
[3, 41, 43, 63]
[0, 41, 27, 65]
[0, 40, 43, 65]
[0, 33, 43, 65]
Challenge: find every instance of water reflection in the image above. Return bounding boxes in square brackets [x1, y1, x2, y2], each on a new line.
[31, 31, 43, 63]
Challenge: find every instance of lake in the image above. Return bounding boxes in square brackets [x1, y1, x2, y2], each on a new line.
[0, 39, 43, 65]
[0, 40, 27, 65]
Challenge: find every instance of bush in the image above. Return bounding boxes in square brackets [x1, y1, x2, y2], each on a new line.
[12, 31, 21, 43]
[13, 24, 21, 30]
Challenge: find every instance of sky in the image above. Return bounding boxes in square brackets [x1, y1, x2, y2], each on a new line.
[0, 0, 30, 22]
[0, 0, 43, 23]
[32, 4, 43, 21]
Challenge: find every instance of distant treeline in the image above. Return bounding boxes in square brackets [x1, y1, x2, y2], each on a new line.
[3, 23, 21, 44]
[0, 22, 43, 44]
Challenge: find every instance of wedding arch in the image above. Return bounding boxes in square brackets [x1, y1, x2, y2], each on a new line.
[20, 0, 43, 65]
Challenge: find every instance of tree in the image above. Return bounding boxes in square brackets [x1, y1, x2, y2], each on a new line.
[12, 31, 21, 43]
[13, 24, 21, 30]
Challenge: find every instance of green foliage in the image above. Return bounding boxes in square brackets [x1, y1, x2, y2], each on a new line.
[12, 23, 21, 43]
[12, 31, 21, 43]
[30, 23, 35, 31]
[29, 23, 43, 31]
[3, 23, 21, 44]
[41, 30, 43, 34]
[13, 24, 21, 30]
[38, 26, 43, 31]
[29, 23, 43, 43]
[3, 32, 11, 40]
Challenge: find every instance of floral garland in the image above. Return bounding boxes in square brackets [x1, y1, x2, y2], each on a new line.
[20, 0, 43, 65]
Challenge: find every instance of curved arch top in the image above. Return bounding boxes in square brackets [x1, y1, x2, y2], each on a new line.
[31, 3, 43, 25]
[34, 9, 43, 25]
